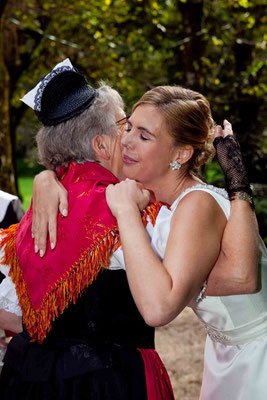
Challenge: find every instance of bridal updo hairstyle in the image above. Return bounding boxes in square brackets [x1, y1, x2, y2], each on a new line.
[133, 86, 215, 174]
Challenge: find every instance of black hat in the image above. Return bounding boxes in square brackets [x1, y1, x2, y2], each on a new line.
[34, 69, 97, 126]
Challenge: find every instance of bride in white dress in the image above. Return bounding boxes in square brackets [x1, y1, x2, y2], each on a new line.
[134, 183, 267, 400]
[105, 87, 266, 399]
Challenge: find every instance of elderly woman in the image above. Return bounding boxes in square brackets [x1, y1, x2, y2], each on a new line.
[0, 62, 174, 400]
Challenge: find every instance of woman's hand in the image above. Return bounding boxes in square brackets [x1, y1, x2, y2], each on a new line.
[106, 179, 150, 219]
[213, 120, 252, 198]
[206, 120, 259, 296]
[214, 119, 233, 139]
[32, 170, 68, 257]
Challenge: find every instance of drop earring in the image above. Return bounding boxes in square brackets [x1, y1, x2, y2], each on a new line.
[170, 161, 181, 170]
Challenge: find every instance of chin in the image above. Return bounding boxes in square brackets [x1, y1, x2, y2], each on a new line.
[117, 171, 127, 181]
[122, 166, 137, 180]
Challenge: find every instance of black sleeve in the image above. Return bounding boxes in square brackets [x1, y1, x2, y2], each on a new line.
[0, 201, 24, 229]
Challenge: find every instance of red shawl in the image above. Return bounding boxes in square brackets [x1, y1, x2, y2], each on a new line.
[0, 161, 162, 343]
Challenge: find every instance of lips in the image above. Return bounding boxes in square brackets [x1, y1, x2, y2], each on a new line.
[122, 154, 138, 164]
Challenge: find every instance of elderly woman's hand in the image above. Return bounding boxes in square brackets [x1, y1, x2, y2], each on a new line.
[214, 119, 233, 139]
[106, 179, 150, 219]
[32, 170, 68, 257]
[213, 120, 252, 200]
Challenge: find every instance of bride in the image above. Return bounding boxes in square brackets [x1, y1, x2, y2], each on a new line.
[105, 86, 267, 400]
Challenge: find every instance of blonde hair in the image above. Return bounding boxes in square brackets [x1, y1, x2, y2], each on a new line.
[133, 86, 215, 173]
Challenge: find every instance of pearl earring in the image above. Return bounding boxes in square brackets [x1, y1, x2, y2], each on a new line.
[170, 161, 181, 170]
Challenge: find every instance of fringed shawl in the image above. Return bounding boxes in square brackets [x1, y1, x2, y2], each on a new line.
[0, 161, 162, 343]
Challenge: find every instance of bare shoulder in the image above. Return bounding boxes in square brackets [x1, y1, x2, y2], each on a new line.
[173, 189, 226, 226]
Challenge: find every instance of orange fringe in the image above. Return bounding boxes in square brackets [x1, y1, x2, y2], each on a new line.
[0, 224, 120, 344]
[142, 201, 164, 227]
[0, 202, 163, 344]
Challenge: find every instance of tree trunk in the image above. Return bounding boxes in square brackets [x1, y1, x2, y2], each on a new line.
[0, 0, 17, 194]
[233, 40, 265, 183]
[178, 0, 204, 90]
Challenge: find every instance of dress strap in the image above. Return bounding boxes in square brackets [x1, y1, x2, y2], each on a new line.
[171, 184, 230, 219]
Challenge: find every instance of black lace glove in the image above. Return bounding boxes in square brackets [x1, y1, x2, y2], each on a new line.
[213, 135, 252, 198]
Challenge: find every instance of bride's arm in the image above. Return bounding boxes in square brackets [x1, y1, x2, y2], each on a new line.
[31, 171, 68, 256]
[106, 180, 226, 326]
[206, 121, 259, 296]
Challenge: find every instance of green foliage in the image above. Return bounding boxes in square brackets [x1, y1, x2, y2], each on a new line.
[254, 198, 267, 244]
[206, 161, 224, 187]
[2, 0, 266, 236]
[17, 176, 34, 211]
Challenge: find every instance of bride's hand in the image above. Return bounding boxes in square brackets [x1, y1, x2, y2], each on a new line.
[32, 170, 68, 257]
[106, 179, 150, 218]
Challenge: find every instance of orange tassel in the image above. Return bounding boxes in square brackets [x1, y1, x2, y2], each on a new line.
[142, 202, 164, 227]
[0, 201, 163, 344]
[0, 225, 121, 343]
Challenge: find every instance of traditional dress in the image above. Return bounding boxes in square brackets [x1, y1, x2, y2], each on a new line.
[0, 161, 174, 400]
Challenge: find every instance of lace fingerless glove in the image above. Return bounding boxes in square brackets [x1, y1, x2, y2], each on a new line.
[213, 135, 254, 207]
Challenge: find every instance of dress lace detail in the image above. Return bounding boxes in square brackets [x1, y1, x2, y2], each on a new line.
[0, 274, 22, 316]
[0, 297, 22, 316]
[186, 183, 228, 199]
[173, 184, 229, 209]
[196, 280, 207, 303]
[206, 326, 231, 344]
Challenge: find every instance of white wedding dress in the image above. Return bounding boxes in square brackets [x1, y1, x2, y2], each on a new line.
[1, 184, 267, 399]
[148, 184, 267, 400]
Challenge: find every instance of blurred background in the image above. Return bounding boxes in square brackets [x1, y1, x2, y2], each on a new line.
[0, 0, 266, 242]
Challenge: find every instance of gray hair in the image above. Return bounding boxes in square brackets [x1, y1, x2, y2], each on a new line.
[36, 82, 124, 170]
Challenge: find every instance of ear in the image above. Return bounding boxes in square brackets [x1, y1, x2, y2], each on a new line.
[175, 145, 194, 165]
[91, 135, 110, 161]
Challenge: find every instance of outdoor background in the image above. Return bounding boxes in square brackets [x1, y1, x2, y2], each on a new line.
[0, 0, 266, 397]
[0, 0, 266, 241]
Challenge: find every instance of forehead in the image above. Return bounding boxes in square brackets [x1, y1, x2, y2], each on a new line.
[130, 104, 168, 137]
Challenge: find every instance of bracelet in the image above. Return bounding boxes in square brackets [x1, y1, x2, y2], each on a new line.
[229, 191, 255, 210]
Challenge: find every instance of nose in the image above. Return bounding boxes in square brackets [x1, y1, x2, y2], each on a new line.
[121, 129, 134, 149]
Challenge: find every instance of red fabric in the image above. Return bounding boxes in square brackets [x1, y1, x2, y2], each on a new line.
[16, 161, 119, 312]
[138, 348, 175, 400]
[4, 330, 16, 337]
[0, 160, 164, 343]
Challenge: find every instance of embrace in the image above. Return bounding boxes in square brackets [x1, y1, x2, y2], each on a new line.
[0, 59, 266, 400]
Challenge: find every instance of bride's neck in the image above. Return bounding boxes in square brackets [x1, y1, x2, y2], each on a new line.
[152, 171, 201, 205]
